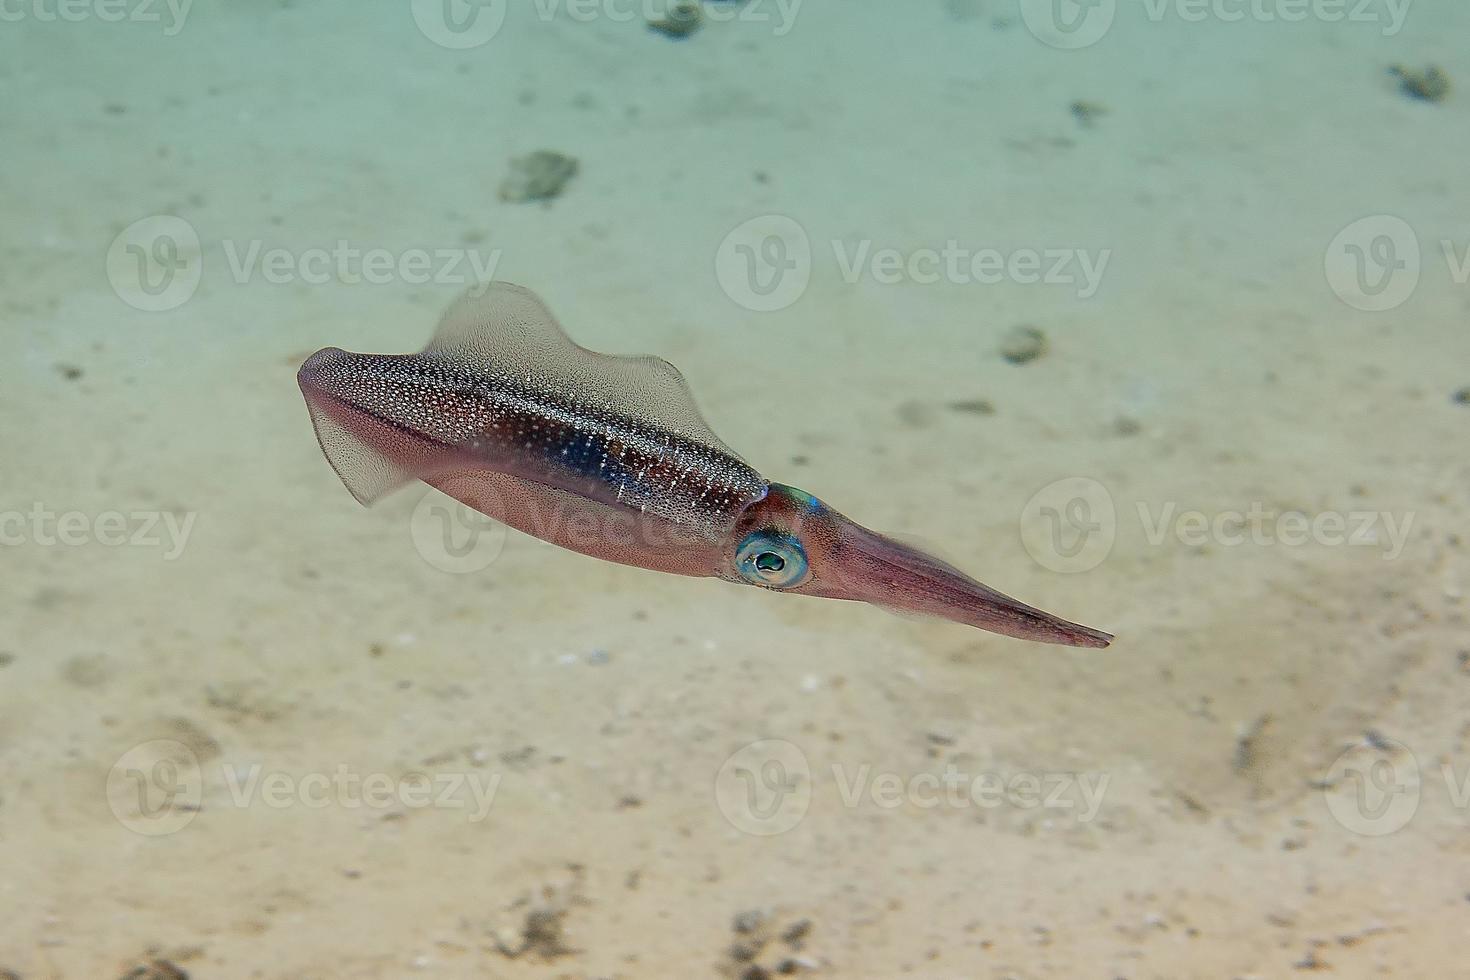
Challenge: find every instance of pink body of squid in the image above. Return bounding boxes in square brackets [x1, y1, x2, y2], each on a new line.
[298, 283, 1112, 648]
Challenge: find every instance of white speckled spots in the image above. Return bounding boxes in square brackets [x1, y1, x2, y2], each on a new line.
[299, 286, 767, 540]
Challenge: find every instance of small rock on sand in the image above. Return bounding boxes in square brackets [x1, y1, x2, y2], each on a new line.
[500, 150, 579, 203]
[1000, 325, 1048, 365]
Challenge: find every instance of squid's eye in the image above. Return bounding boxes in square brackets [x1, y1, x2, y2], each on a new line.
[736, 530, 810, 589]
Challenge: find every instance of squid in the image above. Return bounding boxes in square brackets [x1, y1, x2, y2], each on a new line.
[297, 283, 1111, 648]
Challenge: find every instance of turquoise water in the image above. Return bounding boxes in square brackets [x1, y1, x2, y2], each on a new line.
[2, 2, 1467, 976]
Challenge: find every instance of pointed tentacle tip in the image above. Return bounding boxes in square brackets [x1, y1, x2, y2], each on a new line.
[1058, 623, 1113, 649]
[967, 602, 1113, 649]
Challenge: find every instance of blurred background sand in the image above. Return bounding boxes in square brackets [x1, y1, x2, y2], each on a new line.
[1, 1, 1467, 976]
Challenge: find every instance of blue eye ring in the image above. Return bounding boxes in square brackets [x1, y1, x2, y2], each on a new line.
[736, 530, 811, 589]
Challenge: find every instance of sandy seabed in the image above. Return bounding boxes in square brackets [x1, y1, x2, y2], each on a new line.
[1, 1, 1468, 977]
